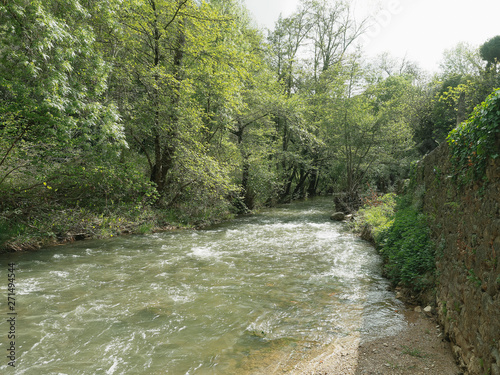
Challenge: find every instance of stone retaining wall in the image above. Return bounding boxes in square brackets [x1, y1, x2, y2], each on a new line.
[417, 139, 500, 375]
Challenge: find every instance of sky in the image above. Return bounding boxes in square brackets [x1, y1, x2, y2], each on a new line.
[243, 0, 500, 73]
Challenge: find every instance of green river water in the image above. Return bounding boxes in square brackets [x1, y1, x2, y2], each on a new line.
[0, 198, 405, 374]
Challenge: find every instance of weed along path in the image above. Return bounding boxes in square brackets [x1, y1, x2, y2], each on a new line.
[0, 198, 458, 374]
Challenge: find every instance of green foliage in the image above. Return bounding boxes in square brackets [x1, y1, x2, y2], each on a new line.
[0, 0, 124, 147]
[442, 301, 448, 316]
[315, 55, 419, 196]
[433, 75, 470, 137]
[0, 0, 126, 204]
[353, 191, 397, 241]
[415, 38, 500, 156]
[0, 219, 26, 248]
[480, 35, 500, 67]
[378, 195, 435, 291]
[137, 223, 154, 235]
[352, 188, 435, 291]
[467, 269, 482, 288]
[440, 42, 484, 78]
[447, 88, 500, 185]
[246, 154, 282, 207]
[4, 0, 498, 253]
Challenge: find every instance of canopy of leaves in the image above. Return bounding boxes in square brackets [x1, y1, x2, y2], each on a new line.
[0, 0, 125, 196]
[4, 0, 499, 249]
[479, 35, 500, 67]
[440, 42, 484, 78]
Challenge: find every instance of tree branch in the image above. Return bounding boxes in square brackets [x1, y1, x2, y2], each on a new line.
[0, 163, 28, 186]
[164, 0, 189, 31]
[130, 130, 154, 172]
[0, 126, 28, 168]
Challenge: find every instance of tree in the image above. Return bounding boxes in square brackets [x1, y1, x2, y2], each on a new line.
[228, 76, 283, 209]
[113, 0, 238, 206]
[319, 54, 418, 201]
[268, 7, 312, 96]
[439, 42, 484, 78]
[265, 0, 367, 201]
[0, 0, 124, 196]
[203, 0, 283, 210]
[432, 38, 500, 149]
[308, 0, 364, 76]
[480, 35, 500, 71]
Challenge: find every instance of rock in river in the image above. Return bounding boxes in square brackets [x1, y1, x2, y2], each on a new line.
[330, 212, 345, 221]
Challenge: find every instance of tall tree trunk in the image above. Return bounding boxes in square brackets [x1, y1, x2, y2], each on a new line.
[241, 160, 254, 210]
[151, 11, 185, 194]
[234, 121, 254, 210]
[292, 168, 309, 199]
[281, 166, 296, 201]
[307, 168, 319, 197]
[150, 1, 163, 188]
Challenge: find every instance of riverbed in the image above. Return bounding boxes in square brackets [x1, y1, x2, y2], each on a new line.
[0, 198, 406, 374]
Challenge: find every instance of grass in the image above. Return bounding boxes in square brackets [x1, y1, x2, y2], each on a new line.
[401, 345, 427, 358]
[350, 192, 397, 242]
[379, 200, 435, 290]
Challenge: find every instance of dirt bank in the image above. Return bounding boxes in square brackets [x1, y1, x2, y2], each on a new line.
[288, 305, 460, 375]
[249, 303, 461, 375]
[355, 306, 461, 375]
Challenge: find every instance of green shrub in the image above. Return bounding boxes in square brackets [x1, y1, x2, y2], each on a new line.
[378, 196, 435, 291]
[353, 189, 435, 291]
[355, 192, 397, 241]
[0, 219, 23, 247]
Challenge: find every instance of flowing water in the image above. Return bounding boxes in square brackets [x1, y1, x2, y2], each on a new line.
[0, 198, 405, 374]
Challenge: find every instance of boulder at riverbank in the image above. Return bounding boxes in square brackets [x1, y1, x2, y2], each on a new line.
[330, 212, 345, 221]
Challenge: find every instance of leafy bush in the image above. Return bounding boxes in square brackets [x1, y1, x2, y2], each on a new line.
[353, 189, 435, 291]
[447, 88, 500, 186]
[354, 191, 397, 242]
[378, 195, 435, 291]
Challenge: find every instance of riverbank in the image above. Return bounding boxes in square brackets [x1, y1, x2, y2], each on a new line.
[0, 203, 233, 253]
[336, 209, 461, 374]
[0, 212, 180, 252]
[248, 300, 461, 374]
[354, 305, 461, 375]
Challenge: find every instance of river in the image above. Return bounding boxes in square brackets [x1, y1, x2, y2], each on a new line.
[0, 198, 405, 374]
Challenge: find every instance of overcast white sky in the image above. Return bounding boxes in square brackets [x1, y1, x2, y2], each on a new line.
[243, 0, 500, 73]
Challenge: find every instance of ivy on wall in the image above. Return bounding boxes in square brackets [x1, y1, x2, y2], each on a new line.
[447, 88, 500, 186]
